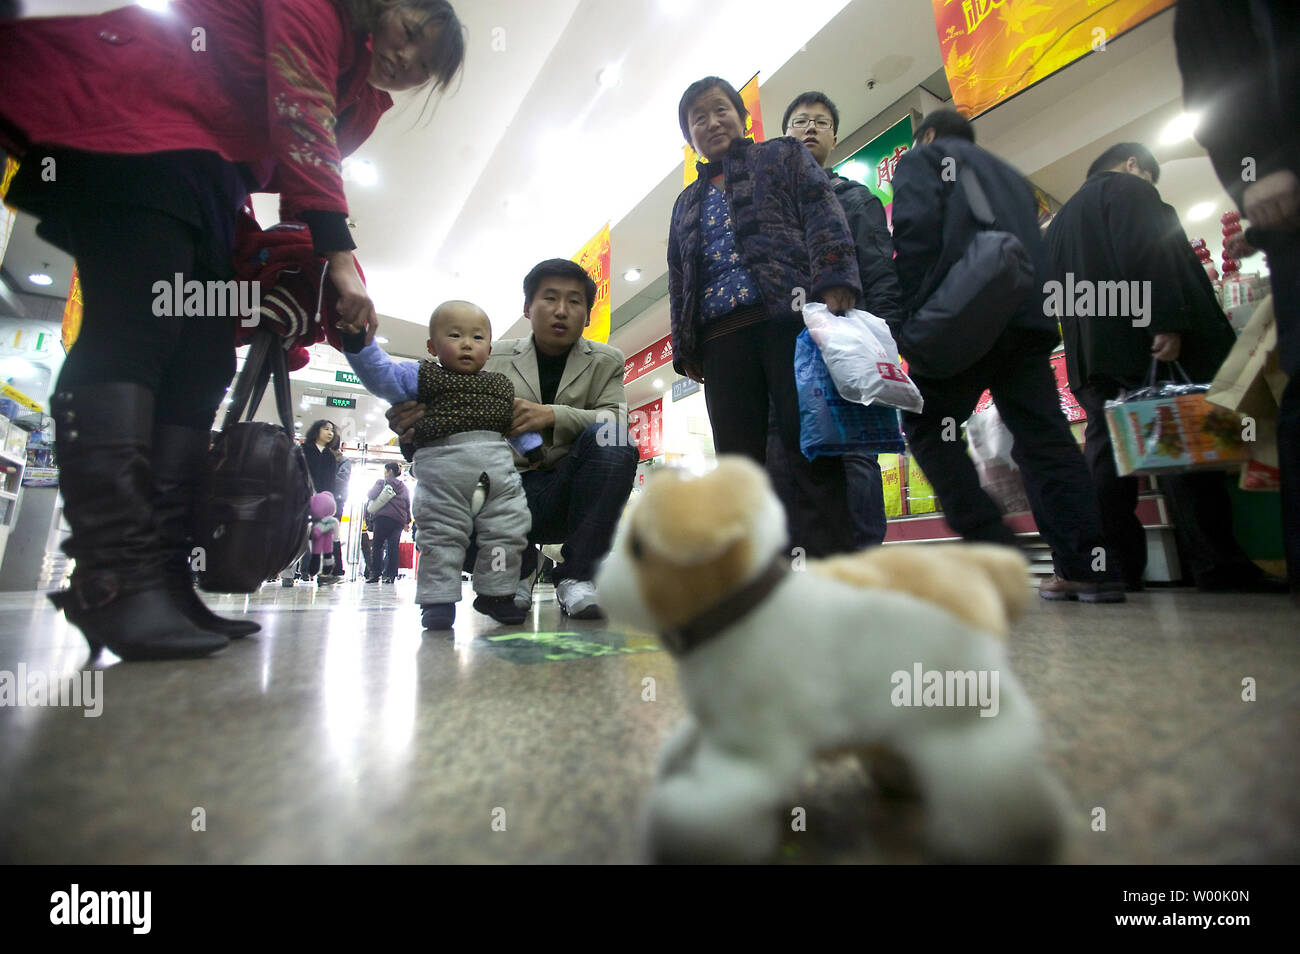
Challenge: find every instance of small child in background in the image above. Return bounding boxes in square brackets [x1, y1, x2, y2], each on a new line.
[343, 301, 531, 630]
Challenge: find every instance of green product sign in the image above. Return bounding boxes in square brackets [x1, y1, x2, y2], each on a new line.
[832, 115, 914, 223]
[335, 370, 361, 385]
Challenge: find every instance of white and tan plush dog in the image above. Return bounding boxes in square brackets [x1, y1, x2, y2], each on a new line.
[595, 456, 1068, 864]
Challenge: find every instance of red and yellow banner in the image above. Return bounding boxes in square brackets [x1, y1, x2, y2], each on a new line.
[1, 157, 19, 272]
[572, 222, 611, 344]
[934, 0, 1176, 118]
[684, 73, 764, 188]
[61, 266, 83, 353]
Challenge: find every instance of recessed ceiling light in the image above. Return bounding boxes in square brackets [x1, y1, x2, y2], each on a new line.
[1160, 111, 1200, 145]
[27, 273, 53, 286]
[342, 157, 378, 186]
[1187, 201, 1216, 221]
[623, 268, 642, 282]
[598, 65, 621, 89]
[652, 378, 664, 390]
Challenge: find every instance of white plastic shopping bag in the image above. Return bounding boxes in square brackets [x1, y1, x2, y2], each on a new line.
[801, 302, 924, 413]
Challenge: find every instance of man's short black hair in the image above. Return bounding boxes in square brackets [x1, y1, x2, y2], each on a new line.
[523, 259, 597, 314]
[913, 109, 975, 144]
[782, 91, 840, 136]
[1087, 142, 1161, 183]
[384, 462, 401, 477]
[678, 76, 748, 143]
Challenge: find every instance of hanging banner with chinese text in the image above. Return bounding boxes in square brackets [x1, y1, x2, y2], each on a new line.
[934, 0, 1176, 119]
[572, 222, 611, 344]
[831, 115, 913, 228]
[684, 73, 765, 188]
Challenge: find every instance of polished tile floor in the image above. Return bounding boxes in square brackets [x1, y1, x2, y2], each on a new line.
[0, 575, 1297, 864]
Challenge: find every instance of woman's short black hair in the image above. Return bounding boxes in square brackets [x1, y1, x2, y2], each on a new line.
[523, 259, 597, 314]
[782, 91, 840, 136]
[304, 419, 337, 447]
[913, 109, 976, 144]
[678, 76, 748, 143]
[385, 462, 402, 477]
[1087, 142, 1161, 183]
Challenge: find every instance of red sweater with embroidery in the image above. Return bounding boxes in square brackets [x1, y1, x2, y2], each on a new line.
[0, 0, 391, 233]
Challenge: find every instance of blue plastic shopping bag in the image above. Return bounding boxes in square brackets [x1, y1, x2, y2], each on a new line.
[795, 330, 905, 460]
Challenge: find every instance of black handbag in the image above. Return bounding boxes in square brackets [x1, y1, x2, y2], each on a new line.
[898, 166, 1035, 379]
[194, 329, 313, 593]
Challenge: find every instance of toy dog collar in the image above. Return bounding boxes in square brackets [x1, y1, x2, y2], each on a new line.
[659, 555, 790, 656]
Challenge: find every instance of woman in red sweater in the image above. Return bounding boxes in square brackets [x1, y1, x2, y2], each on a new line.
[0, 0, 464, 661]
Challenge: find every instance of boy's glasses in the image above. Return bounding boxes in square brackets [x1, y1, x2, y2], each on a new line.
[789, 117, 832, 130]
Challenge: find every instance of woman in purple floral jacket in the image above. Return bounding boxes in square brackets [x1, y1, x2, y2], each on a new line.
[667, 76, 862, 556]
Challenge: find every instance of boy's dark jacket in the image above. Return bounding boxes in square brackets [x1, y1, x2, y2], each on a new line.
[667, 136, 861, 374]
[829, 173, 904, 326]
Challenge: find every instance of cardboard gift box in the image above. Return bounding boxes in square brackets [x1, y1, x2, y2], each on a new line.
[1105, 390, 1249, 477]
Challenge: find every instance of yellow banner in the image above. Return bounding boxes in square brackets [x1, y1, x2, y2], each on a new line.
[61, 266, 83, 353]
[683, 73, 765, 188]
[572, 222, 610, 344]
[934, 0, 1176, 118]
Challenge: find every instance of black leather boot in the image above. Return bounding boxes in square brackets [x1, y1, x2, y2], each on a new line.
[152, 424, 260, 638]
[47, 383, 229, 661]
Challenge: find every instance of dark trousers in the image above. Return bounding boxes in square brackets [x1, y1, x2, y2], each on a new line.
[371, 516, 403, 580]
[1076, 382, 1259, 587]
[1259, 232, 1300, 592]
[767, 424, 886, 549]
[55, 208, 237, 429]
[700, 317, 855, 557]
[518, 423, 637, 583]
[902, 331, 1113, 582]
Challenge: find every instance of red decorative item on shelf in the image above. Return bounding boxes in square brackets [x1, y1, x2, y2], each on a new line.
[1191, 237, 1218, 282]
[1220, 211, 1242, 279]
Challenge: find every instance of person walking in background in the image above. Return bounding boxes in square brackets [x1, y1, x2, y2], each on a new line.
[366, 462, 412, 585]
[0, 0, 466, 660]
[668, 76, 862, 557]
[1045, 142, 1276, 592]
[890, 109, 1122, 602]
[1174, 0, 1300, 603]
[764, 90, 906, 548]
[300, 420, 348, 586]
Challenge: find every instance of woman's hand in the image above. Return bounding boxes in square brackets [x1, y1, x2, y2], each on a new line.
[1243, 170, 1300, 232]
[386, 401, 426, 444]
[683, 361, 705, 384]
[1151, 332, 1182, 363]
[329, 251, 377, 344]
[821, 286, 856, 316]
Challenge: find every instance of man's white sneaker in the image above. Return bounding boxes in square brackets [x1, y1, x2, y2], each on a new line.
[514, 578, 534, 611]
[556, 579, 604, 620]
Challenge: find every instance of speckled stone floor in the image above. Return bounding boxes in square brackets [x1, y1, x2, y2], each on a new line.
[0, 576, 1296, 864]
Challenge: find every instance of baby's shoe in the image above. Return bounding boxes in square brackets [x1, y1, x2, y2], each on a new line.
[473, 593, 526, 626]
[420, 603, 456, 630]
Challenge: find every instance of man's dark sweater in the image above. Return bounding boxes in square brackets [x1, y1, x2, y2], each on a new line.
[535, 343, 570, 406]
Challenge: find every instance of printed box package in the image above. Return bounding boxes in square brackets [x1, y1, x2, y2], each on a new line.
[1105, 384, 1249, 477]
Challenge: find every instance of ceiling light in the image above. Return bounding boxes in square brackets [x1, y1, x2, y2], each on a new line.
[1187, 201, 1216, 221]
[137, 0, 170, 9]
[623, 268, 642, 282]
[597, 65, 621, 89]
[27, 273, 53, 286]
[342, 157, 378, 186]
[1160, 111, 1200, 145]
[652, 378, 664, 390]
[375, 336, 389, 344]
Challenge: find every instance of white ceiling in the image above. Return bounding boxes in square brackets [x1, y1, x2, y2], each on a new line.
[3, 2, 1256, 443]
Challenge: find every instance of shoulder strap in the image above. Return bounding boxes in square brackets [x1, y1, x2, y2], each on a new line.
[960, 165, 997, 230]
[220, 328, 296, 436]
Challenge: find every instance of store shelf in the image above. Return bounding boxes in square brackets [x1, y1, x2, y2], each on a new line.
[0, 449, 25, 467]
[0, 489, 18, 501]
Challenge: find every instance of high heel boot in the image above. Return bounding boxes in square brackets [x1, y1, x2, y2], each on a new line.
[152, 424, 260, 638]
[47, 382, 229, 660]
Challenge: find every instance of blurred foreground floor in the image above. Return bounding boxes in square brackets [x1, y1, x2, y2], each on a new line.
[0, 576, 1297, 863]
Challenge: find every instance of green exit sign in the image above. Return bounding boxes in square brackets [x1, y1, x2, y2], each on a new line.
[335, 370, 361, 385]
[328, 396, 357, 409]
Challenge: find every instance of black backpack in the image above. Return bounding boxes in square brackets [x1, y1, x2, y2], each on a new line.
[195, 329, 313, 593]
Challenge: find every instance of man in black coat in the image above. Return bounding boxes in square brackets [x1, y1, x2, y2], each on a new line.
[1045, 142, 1270, 591]
[891, 109, 1121, 602]
[764, 91, 907, 549]
[1175, 0, 1300, 601]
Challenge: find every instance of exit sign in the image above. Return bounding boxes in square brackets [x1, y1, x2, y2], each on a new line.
[335, 370, 361, 385]
[327, 396, 356, 409]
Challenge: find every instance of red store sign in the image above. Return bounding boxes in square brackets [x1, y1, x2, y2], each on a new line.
[623, 334, 674, 385]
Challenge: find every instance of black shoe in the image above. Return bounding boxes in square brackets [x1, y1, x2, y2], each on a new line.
[48, 384, 229, 661]
[420, 603, 455, 630]
[381, 577, 395, 584]
[365, 576, 380, 584]
[152, 424, 260, 639]
[473, 593, 527, 626]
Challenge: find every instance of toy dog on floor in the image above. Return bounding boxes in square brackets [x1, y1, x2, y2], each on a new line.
[595, 456, 1067, 864]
